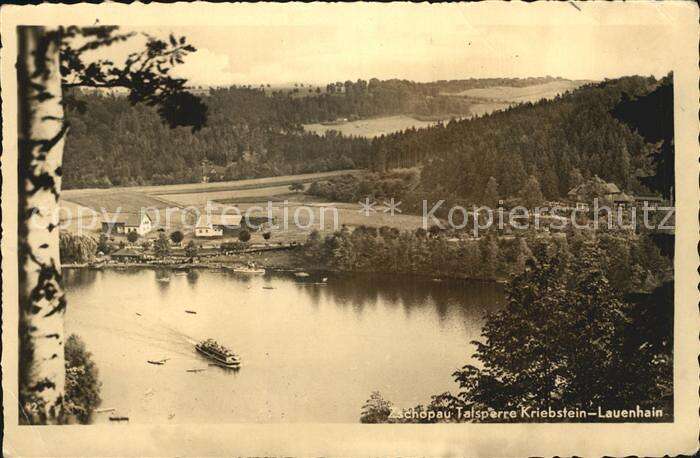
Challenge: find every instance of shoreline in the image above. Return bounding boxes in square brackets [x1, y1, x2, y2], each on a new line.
[61, 253, 509, 284]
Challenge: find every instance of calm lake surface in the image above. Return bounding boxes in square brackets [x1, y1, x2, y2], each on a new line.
[64, 268, 504, 423]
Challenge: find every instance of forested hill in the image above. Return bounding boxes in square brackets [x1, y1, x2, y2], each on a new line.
[371, 75, 670, 204]
[63, 75, 667, 194]
[63, 88, 373, 188]
[62, 76, 583, 189]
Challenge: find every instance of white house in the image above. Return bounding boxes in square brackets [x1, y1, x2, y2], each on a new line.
[102, 212, 153, 236]
[195, 214, 243, 238]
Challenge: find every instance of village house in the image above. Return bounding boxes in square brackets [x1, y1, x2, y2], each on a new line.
[101, 212, 153, 236]
[567, 175, 634, 209]
[195, 214, 243, 238]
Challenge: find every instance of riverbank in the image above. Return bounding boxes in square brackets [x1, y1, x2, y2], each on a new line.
[62, 246, 510, 284]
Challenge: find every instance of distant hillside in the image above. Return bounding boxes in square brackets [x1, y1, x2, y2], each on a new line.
[62, 75, 663, 195]
[64, 77, 584, 189]
[442, 79, 592, 103]
[369, 75, 671, 206]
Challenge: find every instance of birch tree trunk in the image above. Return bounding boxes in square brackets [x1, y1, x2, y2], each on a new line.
[17, 26, 68, 425]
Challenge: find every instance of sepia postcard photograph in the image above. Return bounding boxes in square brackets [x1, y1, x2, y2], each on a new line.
[1, 2, 698, 456]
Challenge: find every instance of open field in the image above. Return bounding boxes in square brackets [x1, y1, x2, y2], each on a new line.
[62, 169, 359, 198]
[59, 168, 428, 246]
[302, 115, 455, 138]
[443, 80, 591, 103]
[63, 191, 175, 213]
[60, 170, 361, 230]
[302, 82, 590, 138]
[156, 185, 296, 207]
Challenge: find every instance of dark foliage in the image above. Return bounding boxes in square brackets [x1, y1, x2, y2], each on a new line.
[610, 75, 674, 199]
[60, 26, 207, 132]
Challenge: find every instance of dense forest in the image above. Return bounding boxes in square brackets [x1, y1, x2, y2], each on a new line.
[65, 76, 519, 189]
[63, 88, 372, 188]
[370, 75, 670, 206]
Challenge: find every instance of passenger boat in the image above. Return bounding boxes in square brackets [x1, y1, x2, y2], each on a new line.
[195, 339, 241, 368]
[227, 264, 265, 274]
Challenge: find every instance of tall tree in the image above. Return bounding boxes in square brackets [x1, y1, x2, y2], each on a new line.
[17, 26, 205, 424]
[519, 175, 544, 209]
[482, 176, 500, 207]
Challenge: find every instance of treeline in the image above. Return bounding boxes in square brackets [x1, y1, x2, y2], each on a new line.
[304, 225, 670, 290]
[370, 75, 671, 204]
[286, 78, 473, 121]
[306, 169, 419, 202]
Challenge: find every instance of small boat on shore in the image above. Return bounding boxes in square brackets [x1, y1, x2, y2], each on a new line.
[109, 416, 129, 422]
[147, 358, 168, 365]
[195, 339, 240, 369]
[185, 310, 197, 314]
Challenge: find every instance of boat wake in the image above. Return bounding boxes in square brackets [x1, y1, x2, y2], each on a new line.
[68, 304, 202, 361]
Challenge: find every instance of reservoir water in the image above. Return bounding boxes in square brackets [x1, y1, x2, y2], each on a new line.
[64, 268, 504, 423]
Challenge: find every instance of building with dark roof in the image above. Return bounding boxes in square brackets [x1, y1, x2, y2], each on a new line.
[102, 212, 153, 236]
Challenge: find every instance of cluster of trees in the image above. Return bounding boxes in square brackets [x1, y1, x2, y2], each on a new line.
[360, 239, 673, 423]
[59, 233, 98, 264]
[305, 169, 419, 202]
[64, 334, 102, 424]
[305, 226, 670, 290]
[370, 76, 671, 206]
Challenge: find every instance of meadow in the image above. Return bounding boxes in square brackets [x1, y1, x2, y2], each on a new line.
[302, 115, 452, 138]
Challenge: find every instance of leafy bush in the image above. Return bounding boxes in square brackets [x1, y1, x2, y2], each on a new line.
[170, 230, 184, 244]
[360, 391, 392, 423]
[64, 334, 102, 424]
[238, 229, 251, 243]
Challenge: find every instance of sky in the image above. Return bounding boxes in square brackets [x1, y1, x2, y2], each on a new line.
[80, 4, 679, 86]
